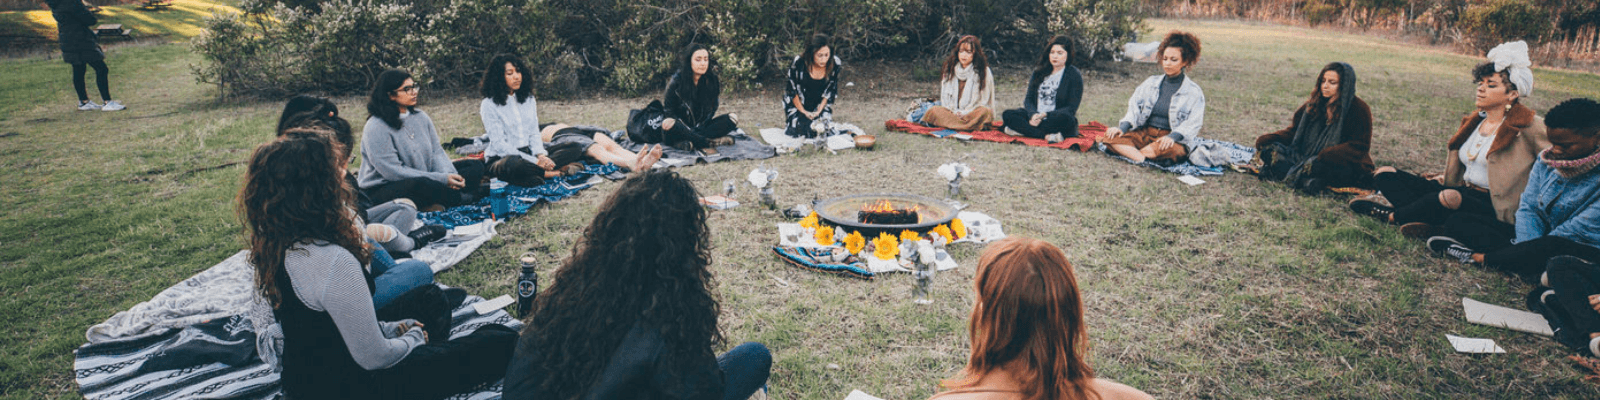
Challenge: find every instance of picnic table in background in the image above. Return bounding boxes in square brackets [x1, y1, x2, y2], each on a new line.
[92, 24, 130, 39]
[139, 0, 173, 10]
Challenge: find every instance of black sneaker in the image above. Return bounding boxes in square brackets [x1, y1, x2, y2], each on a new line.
[1426, 236, 1476, 264]
[1349, 198, 1394, 222]
[408, 224, 449, 248]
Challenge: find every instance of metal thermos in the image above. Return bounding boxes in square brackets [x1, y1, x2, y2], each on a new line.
[516, 253, 539, 317]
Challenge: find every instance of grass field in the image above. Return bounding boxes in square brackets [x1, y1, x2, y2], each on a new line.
[4, 18, 1600, 399]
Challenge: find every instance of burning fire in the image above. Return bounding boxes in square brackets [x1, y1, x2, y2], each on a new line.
[859, 200, 925, 223]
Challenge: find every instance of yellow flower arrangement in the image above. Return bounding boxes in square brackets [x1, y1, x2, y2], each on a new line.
[931, 224, 954, 242]
[899, 230, 921, 243]
[950, 218, 967, 239]
[814, 226, 835, 245]
[872, 232, 899, 260]
[843, 231, 866, 255]
[799, 211, 820, 229]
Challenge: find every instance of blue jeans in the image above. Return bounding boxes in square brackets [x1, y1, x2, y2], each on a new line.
[717, 342, 772, 400]
[368, 241, 434, 309]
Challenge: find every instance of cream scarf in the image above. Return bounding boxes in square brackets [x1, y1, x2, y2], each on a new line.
[940, 64, 994, 115]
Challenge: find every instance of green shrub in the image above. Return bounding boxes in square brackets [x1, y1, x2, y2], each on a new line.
[1460, 0, 1551, 48]
[193, 0, 1145, 98]
[1301, 0, 1340, 26]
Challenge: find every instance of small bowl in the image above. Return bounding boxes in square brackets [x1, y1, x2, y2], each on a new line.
[854, 135, 877, 150]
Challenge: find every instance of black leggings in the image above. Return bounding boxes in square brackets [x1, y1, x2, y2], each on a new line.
[1445, 212, 1600, 282]
[1548, 256, 1600, 339]
[1000, 108, 1077, 138]
[664, 115, 738, 149]
[1372, 170, 1494, 225]
[72, 61, 111, 102]
[363, 159, 485, 209]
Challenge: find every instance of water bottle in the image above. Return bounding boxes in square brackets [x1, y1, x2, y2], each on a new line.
[516, 253, 539, 317]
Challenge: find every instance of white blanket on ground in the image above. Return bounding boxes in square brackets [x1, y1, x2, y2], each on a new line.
[85, 250, 260, 344]
[410, 220, 498, 273]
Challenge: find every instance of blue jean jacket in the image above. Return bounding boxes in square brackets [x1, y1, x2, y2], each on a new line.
[1515, 161, 1600, 247]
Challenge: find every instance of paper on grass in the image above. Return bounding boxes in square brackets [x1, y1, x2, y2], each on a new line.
[844, 390, 886, 400]
[1177, 175, 1206, 186]
[473, 295, 516, 315]
[1462, 297, 1554, 337]
[1446, 334, 1506, 354]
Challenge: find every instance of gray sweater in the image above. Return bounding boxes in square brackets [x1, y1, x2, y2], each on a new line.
[284, 241, 426, 370]
[357, 111, 458, 189]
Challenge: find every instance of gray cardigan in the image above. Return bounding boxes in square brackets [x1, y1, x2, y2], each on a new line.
[357, 111, 458, 189]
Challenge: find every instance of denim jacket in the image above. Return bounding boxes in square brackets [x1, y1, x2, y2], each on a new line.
[1515, 160, 1600, 247]
[1117, 74, 1206, 147]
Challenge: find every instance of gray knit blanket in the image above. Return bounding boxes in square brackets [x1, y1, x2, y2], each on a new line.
[76, 251, 520, 400]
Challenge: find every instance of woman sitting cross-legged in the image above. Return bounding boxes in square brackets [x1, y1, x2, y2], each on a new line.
[1349, 41, 1548, 238]
[659, 44, 741, 154]
[240, 131, 517, 400]
[479, 54, 572, 188]
[1000, 36, 1082, 143]
[931, 237, 1152, 400]
[1425, 98, 1600, 283]
[784, 33, 842, 139]
[1102, 31, 1205, 163]
[504, 170, 771, 400]
[924, 35, 997, 132]
[358, 69, 487, 211]
[1253, 62, 1374, 194]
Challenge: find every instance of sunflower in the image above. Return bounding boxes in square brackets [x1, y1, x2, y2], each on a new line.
[799, 211, 820, 229]
[950, 218, 967, 239]
[931, 224, 954, 242]
[899, 229, 921, 243]
[843, 231, 866, 255]
[872, 232, 899, 260]
[814, 226, 835, 245]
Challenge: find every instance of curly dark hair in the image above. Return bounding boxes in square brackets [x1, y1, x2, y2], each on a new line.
[941, 35, 990, 93]
[366, 69, 414, 131]
[1547, 98, 1600, 136]
[519, 169, 723, 398]
[481, 54, 534, 106]
[1158, 31, 1201, 66]
[1471, 62, 1519, 102]
[239, 128, 370, 308]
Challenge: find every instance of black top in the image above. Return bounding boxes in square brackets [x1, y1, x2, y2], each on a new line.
[274, 257, 381, 400]
[663, 72, 721, 129]
[799, 73, 829, 111]
[1022, 65, 1084, 119]
[504, 323, 723, 400]
[1146, 73, 1185, 131]
[46, 0, 103, 64]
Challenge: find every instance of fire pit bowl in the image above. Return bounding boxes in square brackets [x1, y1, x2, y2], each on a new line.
[814, 193, 959, 237]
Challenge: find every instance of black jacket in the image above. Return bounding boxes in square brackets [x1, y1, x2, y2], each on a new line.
[47, 0, 104, 64]
[1021, 65, 1083, 120]
[663, 71, 721, 129]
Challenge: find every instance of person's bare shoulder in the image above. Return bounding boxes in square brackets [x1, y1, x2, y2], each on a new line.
[1093, 378, 1154, 400]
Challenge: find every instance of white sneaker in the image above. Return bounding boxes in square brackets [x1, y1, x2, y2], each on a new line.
[100, 100, 126, 111]
[77, 101, 102, 111]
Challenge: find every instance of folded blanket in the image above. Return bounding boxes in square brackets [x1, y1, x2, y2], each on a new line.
[615, 129, 777, 168]
[75, 293, 522, 400]
[772, 246, 874, 280]
[1095, 138, 1255, 176]
[420, 163, 621, 229]
[885, 119, 1108, 152]
[85, 251, 259, 344]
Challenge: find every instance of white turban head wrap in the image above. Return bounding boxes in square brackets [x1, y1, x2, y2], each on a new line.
[1485, 41, 1533, 98]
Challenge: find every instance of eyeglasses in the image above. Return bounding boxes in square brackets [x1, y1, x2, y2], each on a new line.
[395, 85, 419, 94]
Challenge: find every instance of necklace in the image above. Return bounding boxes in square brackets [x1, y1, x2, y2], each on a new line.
[1466, 118, 1502, 162]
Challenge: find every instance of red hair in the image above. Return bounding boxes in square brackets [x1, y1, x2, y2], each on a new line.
[943, 236, 1098, 400]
